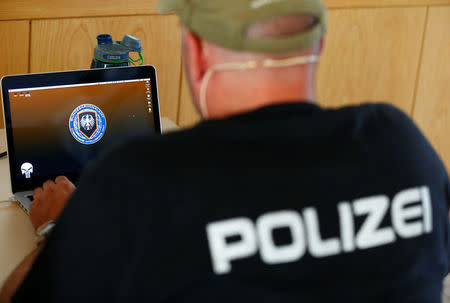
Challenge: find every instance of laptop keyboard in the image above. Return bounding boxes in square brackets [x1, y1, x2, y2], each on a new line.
[26, 195, 34, 201]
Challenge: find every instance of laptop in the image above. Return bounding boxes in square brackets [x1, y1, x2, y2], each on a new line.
[1, 65, 161, 213]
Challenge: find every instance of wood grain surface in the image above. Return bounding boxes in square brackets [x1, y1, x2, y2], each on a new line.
[0, 202, 36, 289]
[323, 0, 450, 8]
[30, 15, 182, 121]
[0, 0, 159, 21]
[178, 8, 429, 125]
[178, 71, 201, 128]
[413, 6, 450, 170]
[0, 21, 30, 128]
[0, 0, 449, 21]
[316, 7, 427, 114]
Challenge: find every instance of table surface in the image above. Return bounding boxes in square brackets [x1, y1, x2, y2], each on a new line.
[0, 117, 179, 288]
[0, 129, 35, 289]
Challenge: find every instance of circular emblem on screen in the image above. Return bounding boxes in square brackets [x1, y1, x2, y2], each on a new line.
[69, 104, 106, 145]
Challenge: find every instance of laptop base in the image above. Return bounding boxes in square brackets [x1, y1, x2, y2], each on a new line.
[14, 191, 33, 214]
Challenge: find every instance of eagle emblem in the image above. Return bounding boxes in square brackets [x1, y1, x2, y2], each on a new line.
[69, 104, 106, 145]
[78, 111, 97, 138]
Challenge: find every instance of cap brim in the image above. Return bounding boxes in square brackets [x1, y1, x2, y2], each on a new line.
[156, 0, 181, 14]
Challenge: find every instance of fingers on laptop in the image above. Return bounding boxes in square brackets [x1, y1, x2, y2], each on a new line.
[32, 177, 74, 200]
[30, 176, 75, 230]
[55, 176, 69, 183]
[33, 187, 43, 200]
[55, 176, 76, 193]
[43, 180, 55, 192]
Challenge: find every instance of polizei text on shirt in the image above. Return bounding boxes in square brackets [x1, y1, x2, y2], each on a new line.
[206, 186, 432, 275]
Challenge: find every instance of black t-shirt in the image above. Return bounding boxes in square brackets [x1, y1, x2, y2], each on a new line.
[14, 102, 450, 302]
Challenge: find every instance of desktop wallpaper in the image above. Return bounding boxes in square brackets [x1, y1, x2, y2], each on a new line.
[8, 79, 156, 184]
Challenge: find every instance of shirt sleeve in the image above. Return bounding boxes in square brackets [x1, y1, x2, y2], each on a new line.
[446, 178, 450, 208]
[374, 103, 450, 272]
[446, 177, 450, 274]
[375, 103, 448, 174]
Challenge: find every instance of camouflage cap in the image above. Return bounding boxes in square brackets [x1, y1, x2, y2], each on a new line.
[157, 0, 327, 53]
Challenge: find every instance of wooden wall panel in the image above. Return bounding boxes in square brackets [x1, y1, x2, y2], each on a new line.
[178, 71, 201, 128]
[0, 0, 448, 20]
[413, 7, 450, 170]
[178, 7, 429, 126]
[323, 0, 450, 8]
[0, 0, 159, 21]
[30, 15, 181, 121]
[316, 7, 427, 114]
[0, 20, 30, 128]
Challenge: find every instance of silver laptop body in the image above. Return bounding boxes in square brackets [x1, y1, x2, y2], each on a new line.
[1, 66, 161, 213]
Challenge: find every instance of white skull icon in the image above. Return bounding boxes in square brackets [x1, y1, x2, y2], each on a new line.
[80, 114, 95, 131]
[21, 162, 33, 179]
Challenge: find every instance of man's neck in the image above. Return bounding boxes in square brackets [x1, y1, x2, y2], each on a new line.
[207, 79, 316, 119]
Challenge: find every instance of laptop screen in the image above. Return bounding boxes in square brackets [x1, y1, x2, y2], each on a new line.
[2, 66, 161, 192]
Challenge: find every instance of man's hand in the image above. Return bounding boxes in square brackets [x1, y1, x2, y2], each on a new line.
[30, 176, 76, 230]
[0, 177, 76, 302]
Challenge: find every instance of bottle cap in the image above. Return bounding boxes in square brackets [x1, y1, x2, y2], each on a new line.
[97, 34, 113, 45]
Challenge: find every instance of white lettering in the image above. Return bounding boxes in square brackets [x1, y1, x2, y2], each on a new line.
[206, 218, 257, 275]
[338, 202, 355, 252]
[256, 210, 306, 264]
[353, 195, 396, 249]
[421, 186, 433, 233]
[392, 187, 424, 238]
[304, 208, 341, 257]
[206, 186, 434, 275]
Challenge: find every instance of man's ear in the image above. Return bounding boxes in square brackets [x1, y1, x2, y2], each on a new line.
[182, 29, 206, 83]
